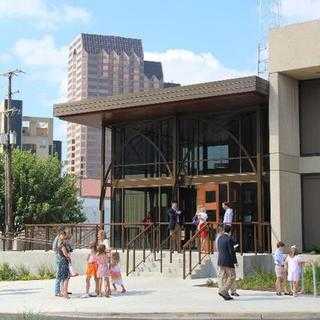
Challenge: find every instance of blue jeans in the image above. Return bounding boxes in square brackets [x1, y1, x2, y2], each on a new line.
[54, 256, 61, 295]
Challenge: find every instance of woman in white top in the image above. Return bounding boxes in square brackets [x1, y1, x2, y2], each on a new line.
[97, 230, 110, 249]
[196, 205, 209, 253]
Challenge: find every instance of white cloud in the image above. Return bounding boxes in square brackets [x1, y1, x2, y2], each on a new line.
[145, 49, 253, 85]
[280, 0, 320, 23]
[13, 35, 67, 87]
[0, 0, 91, 29]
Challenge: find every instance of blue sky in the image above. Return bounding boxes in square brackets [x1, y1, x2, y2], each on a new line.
[0, 0, 318, 155]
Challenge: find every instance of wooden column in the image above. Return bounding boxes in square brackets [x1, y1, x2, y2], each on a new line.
[172, 116, 179, 201]
[100, 125, 106, 225]
[256, 108, 264, 251]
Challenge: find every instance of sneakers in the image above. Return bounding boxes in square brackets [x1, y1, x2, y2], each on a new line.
[231, 292, 240, 297]
[218, 292, 233, 300]
[81, 293, 90, 298]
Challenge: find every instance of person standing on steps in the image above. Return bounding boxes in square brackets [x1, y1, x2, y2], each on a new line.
[167, 201, 184, 252]
[217, 224, 238, 301]
[222, 202, 233, 226]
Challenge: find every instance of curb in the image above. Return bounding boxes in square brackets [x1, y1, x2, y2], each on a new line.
[2, 312, 320, 320]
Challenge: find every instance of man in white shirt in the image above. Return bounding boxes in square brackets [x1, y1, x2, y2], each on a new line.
[222, 202, 233, 225]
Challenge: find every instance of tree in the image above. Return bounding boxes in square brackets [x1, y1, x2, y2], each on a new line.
[0, 149, 85, 233]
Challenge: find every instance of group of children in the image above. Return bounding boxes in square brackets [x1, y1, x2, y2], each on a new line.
[82, 242, 126, 298]
[273, 241, 304, 297]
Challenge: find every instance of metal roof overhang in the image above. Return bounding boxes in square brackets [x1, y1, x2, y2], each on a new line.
[53, 76, 269, 128]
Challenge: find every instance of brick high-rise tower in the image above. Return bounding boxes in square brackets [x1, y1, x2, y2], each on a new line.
[66, 34, 164, 178]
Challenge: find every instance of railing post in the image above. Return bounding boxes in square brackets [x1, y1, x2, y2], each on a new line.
[133, 247, 136, 272]
[126, 246, 129, 276]
[313, 263, 317, 297]
[121, 224, 125, 252]
[253, 224, 257, 254]
[31, 226, 34, 250]
[45, 227, 49, 251]
[183, 249, 186, 279]
[189, 247, 192, 276]
[160, 246, 163, 273]
[267, 224, 271, 253]
[143, 234, 146, 263]
[240, 223, 243, 255]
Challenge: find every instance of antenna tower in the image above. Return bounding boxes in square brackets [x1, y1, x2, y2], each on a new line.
[257, 0, 282, 78]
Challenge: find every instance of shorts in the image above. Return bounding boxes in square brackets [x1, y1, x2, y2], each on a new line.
[275, 265, 285, 278]
[85, 262, 97, 278]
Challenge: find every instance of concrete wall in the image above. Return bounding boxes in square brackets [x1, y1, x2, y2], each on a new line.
[269, 72, 302, 250]
[269, 20, 320, 78]
[269, 20, 320, 252]
[0, 250, 275, 279]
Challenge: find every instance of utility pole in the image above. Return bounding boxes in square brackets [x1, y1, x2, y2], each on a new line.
[1, 69, 24, 249]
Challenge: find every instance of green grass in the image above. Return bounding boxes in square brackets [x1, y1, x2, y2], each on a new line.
[0, 263, 55, 281]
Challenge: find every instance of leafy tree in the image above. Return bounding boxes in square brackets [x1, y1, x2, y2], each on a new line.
[0, 149, 85, 233]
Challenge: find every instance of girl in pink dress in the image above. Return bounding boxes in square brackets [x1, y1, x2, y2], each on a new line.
[110, 252, 126, 293]
[285, 245, 304, 297]
[96, 244, 111, 297]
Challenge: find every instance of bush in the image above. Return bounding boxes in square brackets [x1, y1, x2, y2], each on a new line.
[236, 269, 276, 291]
[0, 263, 18, 281]
[302, 263, 320, 294]
[0, 263, 55, 281]
[37, 265, 55, 279]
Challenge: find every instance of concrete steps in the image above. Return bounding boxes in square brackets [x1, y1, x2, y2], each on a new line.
[124, 250, 212, 278]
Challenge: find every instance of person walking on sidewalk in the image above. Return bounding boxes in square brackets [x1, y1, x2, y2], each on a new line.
[217, 224, 238, 301]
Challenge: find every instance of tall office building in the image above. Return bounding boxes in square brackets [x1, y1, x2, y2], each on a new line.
[0, 99, 23, 148]
[67, 33, 165, 178]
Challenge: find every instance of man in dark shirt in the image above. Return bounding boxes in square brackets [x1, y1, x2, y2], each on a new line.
[217, 224, 238, 300]
[167, 202, 184, 252]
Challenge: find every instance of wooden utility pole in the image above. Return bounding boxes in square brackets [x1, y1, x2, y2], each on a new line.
[1, 69, 24, 248]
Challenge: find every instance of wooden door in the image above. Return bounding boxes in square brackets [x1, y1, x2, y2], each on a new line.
[196, 183, 220, 223]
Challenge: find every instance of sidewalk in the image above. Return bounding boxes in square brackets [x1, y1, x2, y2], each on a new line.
[0, 276, 319, 319]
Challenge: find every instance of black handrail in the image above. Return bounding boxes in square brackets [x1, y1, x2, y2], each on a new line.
[182, 222, 216, 279]
[126, 223, 156, 276]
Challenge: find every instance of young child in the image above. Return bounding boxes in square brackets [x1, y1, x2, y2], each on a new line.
[82, 242, 98, 298]
[273, 241, 288, 296]
[96, 244, 111, 297]
[109, 252, 126, 293]
[285, 245, 304, 297]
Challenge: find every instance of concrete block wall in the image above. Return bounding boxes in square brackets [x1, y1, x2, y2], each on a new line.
[0, 250, 275, 279]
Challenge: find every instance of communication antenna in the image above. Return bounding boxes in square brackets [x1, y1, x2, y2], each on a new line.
[257, 0, 282, 79]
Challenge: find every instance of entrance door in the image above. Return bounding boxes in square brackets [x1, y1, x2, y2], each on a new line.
[196, 183, 220, 223]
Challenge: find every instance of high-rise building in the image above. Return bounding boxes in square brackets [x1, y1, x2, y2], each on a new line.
[66, 33, 166, 178]
[52, 140, 62, 161]
[21, 116, 53, 158]
[0, 99, 23, 148]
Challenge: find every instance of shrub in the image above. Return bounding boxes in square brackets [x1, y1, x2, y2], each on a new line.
[0, 263, 17, 281]
[302, 263, 320, 294]
[37, 265, 55, 279]
[236, 269, 276, 291]
[0, 263, 55, 281]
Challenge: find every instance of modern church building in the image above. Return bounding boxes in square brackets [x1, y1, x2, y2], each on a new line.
[54, 20, 320, 252]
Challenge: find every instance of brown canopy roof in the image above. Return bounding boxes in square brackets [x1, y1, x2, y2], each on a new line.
[53, 76, 268, 128]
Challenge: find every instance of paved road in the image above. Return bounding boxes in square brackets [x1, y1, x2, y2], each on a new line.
[0, 276, 320, 319]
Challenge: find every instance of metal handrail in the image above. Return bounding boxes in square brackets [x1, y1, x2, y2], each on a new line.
[126, 223, 156, 276]
[182, 222, 216, 279]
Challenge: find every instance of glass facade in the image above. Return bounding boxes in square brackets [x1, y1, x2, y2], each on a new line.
[113, 110, 268, 179]
[110, 107, 270, 250]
